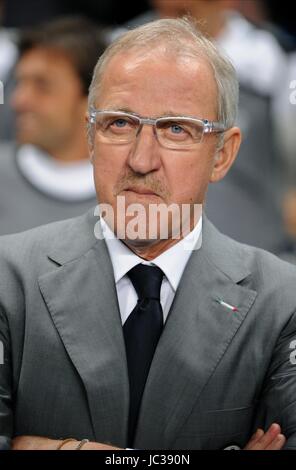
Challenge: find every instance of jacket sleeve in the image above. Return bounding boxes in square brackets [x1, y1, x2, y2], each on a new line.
[253, 310, 296, 449]
[0, 306, 13, 450]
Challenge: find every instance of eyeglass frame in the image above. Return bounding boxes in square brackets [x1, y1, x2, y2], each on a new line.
[88, 107, 227, 149]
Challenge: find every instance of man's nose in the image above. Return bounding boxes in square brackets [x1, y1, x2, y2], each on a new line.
[126, 124, 162, 175]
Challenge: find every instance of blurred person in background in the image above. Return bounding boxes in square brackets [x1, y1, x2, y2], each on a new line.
[232, 1, 296, 256]
[281, 53, 296, 249]
[0, 0, 18, 140]
[259, 1, 296, 249]
[122, 0, 291, 254]
[0, 16, 106, 235]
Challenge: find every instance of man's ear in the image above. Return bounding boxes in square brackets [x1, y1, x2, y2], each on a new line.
[85, 112, 94, 163]
[210, 126, 241, 183]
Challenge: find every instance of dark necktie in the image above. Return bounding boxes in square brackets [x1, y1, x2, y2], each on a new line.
[123, 264, 164, 447]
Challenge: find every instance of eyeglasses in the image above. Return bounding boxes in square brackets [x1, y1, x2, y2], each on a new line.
[88, 108, 227, 150]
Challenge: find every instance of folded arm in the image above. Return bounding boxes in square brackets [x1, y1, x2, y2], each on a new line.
[253, 310, 296, 449]
[0, 306, 13, 450]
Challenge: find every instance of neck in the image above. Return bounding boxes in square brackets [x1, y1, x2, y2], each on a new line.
[44, 132, 89, 163]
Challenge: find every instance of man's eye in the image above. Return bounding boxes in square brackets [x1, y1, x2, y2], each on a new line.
[112, 119, 128, 128]
[170, 124, 184, 134]
[159, 120, 187, 135]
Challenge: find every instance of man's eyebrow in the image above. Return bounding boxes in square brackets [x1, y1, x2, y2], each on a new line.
[102, 107, 190, 118]
[161, 111, 187, 117]
[103, 106, 138, 115]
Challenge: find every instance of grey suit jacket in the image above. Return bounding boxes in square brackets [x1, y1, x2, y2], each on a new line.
[1, 209, 296, 450]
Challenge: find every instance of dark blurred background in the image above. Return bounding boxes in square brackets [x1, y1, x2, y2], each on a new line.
[1, 0, 295, 39]
[1, 0, 150, 28]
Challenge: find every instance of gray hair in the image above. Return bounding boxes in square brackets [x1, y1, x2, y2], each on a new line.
[88, 17, 239, 129]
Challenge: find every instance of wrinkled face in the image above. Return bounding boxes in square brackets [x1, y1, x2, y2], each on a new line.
[90, 48, 220, 244]
[11, 48, 87, 152]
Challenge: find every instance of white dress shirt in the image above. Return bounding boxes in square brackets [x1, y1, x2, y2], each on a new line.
[101, 216, 202, 325]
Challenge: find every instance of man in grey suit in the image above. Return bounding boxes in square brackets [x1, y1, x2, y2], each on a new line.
[0, 18, 295, 451]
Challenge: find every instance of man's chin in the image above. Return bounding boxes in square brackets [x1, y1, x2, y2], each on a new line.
[122, 235, 168, 256]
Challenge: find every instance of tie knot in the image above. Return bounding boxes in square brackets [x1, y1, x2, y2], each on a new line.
[128, 264, 164, 300]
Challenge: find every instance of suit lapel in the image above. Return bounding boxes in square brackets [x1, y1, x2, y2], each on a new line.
[135, 218, 257, 449]
[38, 214, 129, 447]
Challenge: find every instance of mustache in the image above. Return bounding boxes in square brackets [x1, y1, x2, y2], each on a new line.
[114, 170, 170, 199]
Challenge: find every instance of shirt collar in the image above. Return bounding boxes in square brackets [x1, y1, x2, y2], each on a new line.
[17, 144, 96, 201]
[101, 215, 202, 292]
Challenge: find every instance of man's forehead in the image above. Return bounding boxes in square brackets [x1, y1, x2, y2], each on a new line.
[103, 47, 212, 78]
[95, 49, 217, 116]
